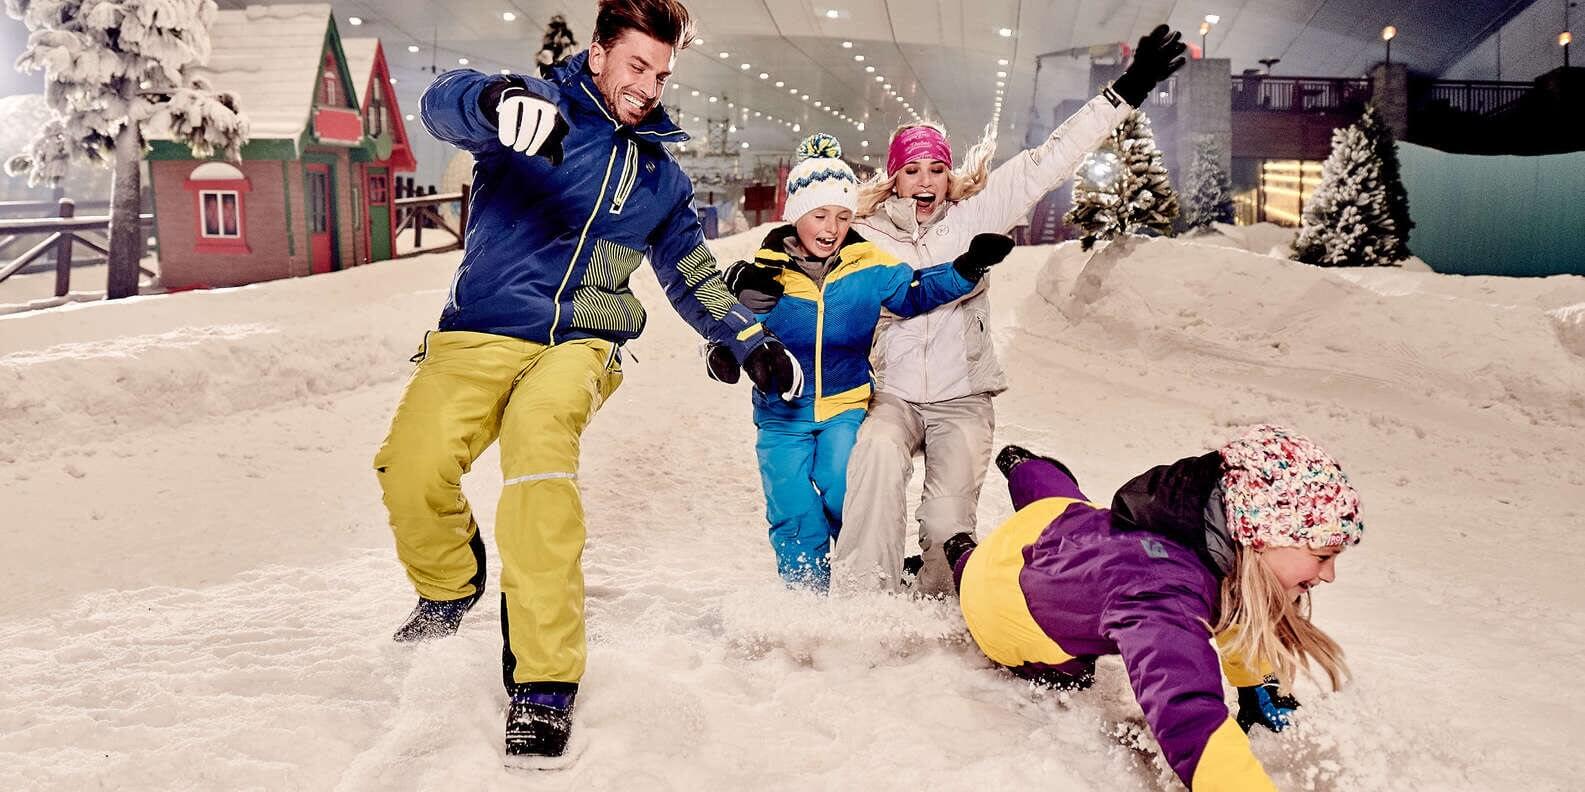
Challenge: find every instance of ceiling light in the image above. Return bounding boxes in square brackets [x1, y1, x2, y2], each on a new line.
[853, 54, 865, 62]
[348, 16, 363, 26]
[874, 75, 884, 82]
[801, 94, 809, 100]
[727, 101, 735, 107]
[793, 123, 801, 131]
[692, 115, 701, 121]
[842, 40, 853, 48]
[729, 124, 737, 132]
[856, 122, 864, 131]
[459, 58, 469, 65]
[691, 90, 699, 96]
[996, 71, 1006, 77]
[719, 51, 730, 58]
[863, 155, 871, 161]
[405, 113, 414, 120]
[775, 80, 785, 87]
[708, 96, 718, 102]
[789, 87, 798, 94]
[860, 139, 869, 147]
[998, 58, 1008, 66]
[865, 65, 875, 73]
[998, 27, 1012, 37]
[1205, 14, 1221, 24]
[500, 69, 510, 75]
[742, 141, 751, 148]
[389, 77, 398, 84]
[825, 9, 840, 19]
[502, 11, 516, 21]
[740, 63, 751, 70]
[407, 45, 420, 53]
[883, 83, 891, 90]
[996, 80, 1004, 87]
[759, 72, 769, 79]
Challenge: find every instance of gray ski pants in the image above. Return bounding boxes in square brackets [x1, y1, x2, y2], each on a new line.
[832, 392, 995, 593]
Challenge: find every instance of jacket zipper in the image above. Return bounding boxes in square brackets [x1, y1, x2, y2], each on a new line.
[549, 108, 623, 345]
[609, 139, 638, 215]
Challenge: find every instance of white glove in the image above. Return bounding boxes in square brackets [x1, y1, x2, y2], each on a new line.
[495, 87, 559, 155]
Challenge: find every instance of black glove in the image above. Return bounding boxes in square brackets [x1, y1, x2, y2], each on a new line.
[1113, 24, 1188, 107]
[742, 337, 804, 401]
[723, 259, 784, 313]
[478, 76, 568, 164]
[1235, 677, 1300, 733]
[705, 341, 739, 384]
[952, 233, 1016, 282]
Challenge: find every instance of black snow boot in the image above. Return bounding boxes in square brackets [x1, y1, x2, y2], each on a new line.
[995, 444, 1078, 485]
[505, 683, 578, 762]
[391, 592, 480, 643]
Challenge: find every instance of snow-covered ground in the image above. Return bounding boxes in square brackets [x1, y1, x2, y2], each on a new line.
[2, 229, 1581, 791]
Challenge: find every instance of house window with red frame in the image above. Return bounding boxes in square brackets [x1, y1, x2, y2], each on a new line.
[321, 52, 341, 106]
[366, 80, 385, 138]
[185, 162, 251, 253]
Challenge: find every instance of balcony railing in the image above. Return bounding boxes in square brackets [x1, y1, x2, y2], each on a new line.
[1231, 76, 1372, 114]
[1424, 80, 1532, 117]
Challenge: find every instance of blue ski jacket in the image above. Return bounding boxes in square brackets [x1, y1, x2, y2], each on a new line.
[419, 53, 766, 360]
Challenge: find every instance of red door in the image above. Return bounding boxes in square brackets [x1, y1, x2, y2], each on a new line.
[306, 164, 336, 274]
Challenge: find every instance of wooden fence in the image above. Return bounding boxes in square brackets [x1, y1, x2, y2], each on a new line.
[0, 199, 155, 298]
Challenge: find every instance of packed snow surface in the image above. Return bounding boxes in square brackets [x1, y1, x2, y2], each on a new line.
[2, 229, 1581, 790]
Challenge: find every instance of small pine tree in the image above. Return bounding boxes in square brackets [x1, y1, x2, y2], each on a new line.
[1182, 135, 1234, 231]
[1065, 109, 1179, 250]
[5, 0, 248, 298]
[1292, 106, 1413, 267]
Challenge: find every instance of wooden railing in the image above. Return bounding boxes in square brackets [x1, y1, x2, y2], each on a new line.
[0, 199, 155, 298]
[1424, 80, 1532, 117]
[393, 184, 470, 257]
[1231, 76, 1372, 114]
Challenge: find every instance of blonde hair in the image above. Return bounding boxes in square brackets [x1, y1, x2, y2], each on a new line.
[1215, 547, 1350, 693]
[855, 122, 999, 218]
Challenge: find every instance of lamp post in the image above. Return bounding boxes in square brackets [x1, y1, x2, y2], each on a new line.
[1382, 25, 1397, 66]
[1564, 31, 1574, 68]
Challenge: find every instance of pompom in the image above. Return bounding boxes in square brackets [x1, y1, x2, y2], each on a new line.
[796, 133, 843, 162]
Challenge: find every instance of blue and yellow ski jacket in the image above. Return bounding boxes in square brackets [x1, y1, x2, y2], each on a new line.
[418, 53, 765, 360]
[748, 225, 974, 423]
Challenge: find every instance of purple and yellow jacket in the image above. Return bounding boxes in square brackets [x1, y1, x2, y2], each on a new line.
[960, 453, 1276, 792]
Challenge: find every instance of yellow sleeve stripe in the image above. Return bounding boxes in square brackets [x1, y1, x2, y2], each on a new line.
[1190, 718, 1278, 792]
[736, 323, 764, 341]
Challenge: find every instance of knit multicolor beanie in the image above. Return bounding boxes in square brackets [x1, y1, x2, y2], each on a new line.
[1218, 424, 1363, 550]
[783, 133, 857, 222]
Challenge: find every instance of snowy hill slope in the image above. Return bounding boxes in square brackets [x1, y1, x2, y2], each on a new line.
[1, 231, 1580, 790]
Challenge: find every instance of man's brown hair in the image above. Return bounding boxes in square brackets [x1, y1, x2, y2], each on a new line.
[592, 0, 695, 49]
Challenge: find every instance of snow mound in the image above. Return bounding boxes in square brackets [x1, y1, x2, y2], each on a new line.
[1039, 236, 1585, 427]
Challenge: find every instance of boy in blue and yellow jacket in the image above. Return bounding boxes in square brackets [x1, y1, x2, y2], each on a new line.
[711, 134, 1015, 589]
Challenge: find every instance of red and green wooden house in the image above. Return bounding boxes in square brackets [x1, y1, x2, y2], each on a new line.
[146, 4, 415, 289]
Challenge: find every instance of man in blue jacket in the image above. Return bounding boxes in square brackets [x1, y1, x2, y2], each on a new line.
[372, 0, 799, 768]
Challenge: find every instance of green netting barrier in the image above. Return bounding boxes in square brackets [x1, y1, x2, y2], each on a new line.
[1398, 142, 1585, 276]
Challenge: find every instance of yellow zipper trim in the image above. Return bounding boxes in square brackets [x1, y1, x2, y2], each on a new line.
[550, 143, 620, 344]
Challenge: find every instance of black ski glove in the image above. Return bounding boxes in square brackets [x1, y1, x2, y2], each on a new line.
[952, 233, 1017, 282]
[1113, 24, 1188, 107]
[1235, 677, 1301, 733]
[705, 341, 740, 384]
[742, 337, 804, 400]
[723, 259, 784, 313]
[478, 76, 568, 164]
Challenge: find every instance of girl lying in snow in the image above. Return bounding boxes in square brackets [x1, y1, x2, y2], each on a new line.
[946, 425, 1362, 791]
[705, 133, 1014, 590]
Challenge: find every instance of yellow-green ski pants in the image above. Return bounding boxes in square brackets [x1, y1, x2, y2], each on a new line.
[374, 330, 622, 687]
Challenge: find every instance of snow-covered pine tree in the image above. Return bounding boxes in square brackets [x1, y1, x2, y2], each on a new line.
[1065, 109, 1179, 250]
[1182, 134, 1234, 231]
[1292, 105, 1413, 267]
[5, 0, 248, 299]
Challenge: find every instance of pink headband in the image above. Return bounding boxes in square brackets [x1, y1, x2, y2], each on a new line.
[886, 126, 952, 176]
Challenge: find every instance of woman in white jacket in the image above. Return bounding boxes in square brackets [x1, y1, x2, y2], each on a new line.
[825, 25, 1188, 594]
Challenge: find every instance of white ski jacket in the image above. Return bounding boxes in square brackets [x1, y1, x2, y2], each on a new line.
[854, 91, 1133, 403]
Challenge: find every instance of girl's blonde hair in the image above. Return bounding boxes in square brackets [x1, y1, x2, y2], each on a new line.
[855, 122, 999, 218]
[1214, 547, 1350, 693]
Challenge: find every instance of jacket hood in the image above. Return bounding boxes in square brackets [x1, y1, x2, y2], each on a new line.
[554, 51, 687, 142]
[1110, 451, 1238, 578]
